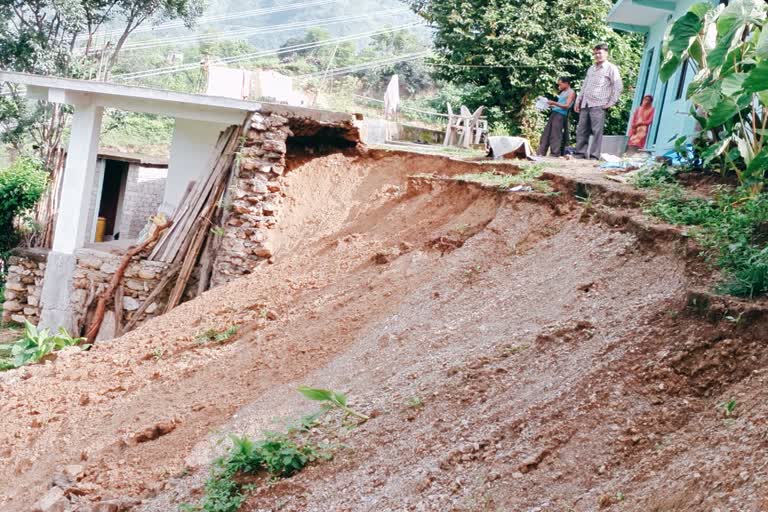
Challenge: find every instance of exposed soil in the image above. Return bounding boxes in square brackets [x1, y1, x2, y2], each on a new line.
[1, 150, 767, 511]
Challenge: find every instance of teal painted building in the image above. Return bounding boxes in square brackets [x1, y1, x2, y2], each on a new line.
[607, 0, 718, 154]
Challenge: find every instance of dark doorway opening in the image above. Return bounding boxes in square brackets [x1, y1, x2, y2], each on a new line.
[98, 160, 129, 239]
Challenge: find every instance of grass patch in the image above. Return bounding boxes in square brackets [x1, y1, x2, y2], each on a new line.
[195, 326, 238, 345]
[638, 172, 768, 297]
[454, 163, 551, 192]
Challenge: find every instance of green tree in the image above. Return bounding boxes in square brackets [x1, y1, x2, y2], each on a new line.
[0, 157, 47, 258]
[0, 0, 204, 166]
[279, 28, 357, 74]
[406, 0, 643, 136]
[356, 29, 433, 96]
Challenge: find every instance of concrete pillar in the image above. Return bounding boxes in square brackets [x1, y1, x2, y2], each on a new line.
[163, 119, 228, 212]
[39, 103, 104, 333]
[53, 104, 105, 253]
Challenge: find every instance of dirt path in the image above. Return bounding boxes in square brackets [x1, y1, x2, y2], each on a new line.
[2, 151, 766, 511]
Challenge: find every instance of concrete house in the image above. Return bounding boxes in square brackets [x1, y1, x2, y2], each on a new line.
[607, 0, 720, 153]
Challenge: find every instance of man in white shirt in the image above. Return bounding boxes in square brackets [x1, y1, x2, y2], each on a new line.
[573, 43, 623, 159]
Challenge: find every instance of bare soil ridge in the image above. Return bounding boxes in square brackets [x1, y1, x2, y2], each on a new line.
[0, 152, 765, 511]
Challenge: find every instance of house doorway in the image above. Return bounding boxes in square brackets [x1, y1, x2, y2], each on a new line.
[97, 159, 129, 240]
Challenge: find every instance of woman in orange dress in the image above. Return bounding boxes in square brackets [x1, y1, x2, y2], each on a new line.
[627, 95, 655, 153]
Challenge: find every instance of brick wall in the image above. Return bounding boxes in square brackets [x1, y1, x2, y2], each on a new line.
[118, 165, 167, 239]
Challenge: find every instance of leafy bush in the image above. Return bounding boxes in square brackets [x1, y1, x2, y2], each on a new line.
[0, 320, 84, 369]
[0, 157, 47, 258]
[184, 433, 324, 512]
[659, 0, 768, 185]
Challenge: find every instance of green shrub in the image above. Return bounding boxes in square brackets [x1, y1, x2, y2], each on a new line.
[0, 157, 47, 257]
[644, 184, 768, 297]
[184, 433, 324, 512]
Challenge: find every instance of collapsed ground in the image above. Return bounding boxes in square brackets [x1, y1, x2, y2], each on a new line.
[1, 150, 767, 511]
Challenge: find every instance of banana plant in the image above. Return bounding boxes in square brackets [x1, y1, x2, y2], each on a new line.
[660, 0, 768, 188]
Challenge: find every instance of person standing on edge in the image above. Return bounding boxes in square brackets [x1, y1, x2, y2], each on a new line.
[538, 76, 576, 157]
[573, 43, 623, 160]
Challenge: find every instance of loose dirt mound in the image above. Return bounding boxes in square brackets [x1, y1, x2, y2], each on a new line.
[1, 152, 766, 511]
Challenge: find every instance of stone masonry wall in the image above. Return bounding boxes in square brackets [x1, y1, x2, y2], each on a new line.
[211, 112, 290, 286]
[71, 249, 171, 335]
[2, 247, 177, 334]
[2, 248, 48, 325]
[118, 166, 167, 239]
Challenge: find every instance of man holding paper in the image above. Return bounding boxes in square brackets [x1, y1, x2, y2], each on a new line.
[537, 77, 575, 157]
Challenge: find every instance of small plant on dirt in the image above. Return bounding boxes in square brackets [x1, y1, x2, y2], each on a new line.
[452, 223, 470, 235]
[463, 264, 483, 285]
[297, 386, 370, 422]
[0, 320, 85, 369]
[210, 226, 226, 237]
[182, 432, 327, 512]
[721, 399, 737, 418]
[632, 162, 680, 189]
[405, 396, 424, 409]
[152, 347, 165, 361]
[577, 191, 594, 221]
[195, 326, 238, 344]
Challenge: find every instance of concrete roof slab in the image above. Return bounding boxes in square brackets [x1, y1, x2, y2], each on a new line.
[0, 71, 360, 126]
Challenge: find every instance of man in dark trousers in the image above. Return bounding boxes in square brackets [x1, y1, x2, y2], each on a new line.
[537, 76, 575, 157]
[573, 43, 623, 159]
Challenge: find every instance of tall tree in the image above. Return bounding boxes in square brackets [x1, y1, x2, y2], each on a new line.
[0, 0, 203, 167]
[406, 0, 643, 135]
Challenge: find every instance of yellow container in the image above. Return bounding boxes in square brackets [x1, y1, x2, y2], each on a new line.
[95, 217, 106, 243]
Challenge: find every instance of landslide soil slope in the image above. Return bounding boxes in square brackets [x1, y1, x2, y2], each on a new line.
[1, 151, 766, 511]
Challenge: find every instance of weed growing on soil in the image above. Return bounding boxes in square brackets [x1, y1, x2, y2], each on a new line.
[297, 386, 370, 421]
[721, 399, 737, 417]
[633, 162, 679, 189]
[195, 326, 238, 344]
[463, 264, 483, 285]
[643, 184, 768, 297]
[406, 396, 424, 409]
[0, 320, 84, 369]
[182, 431, 328, 511]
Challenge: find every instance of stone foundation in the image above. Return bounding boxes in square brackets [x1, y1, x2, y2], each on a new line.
[72, 249, 171, 334]
[2, 248, 48, 325]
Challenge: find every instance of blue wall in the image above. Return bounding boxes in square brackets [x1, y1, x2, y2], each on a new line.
[625, 0, 710, 154]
